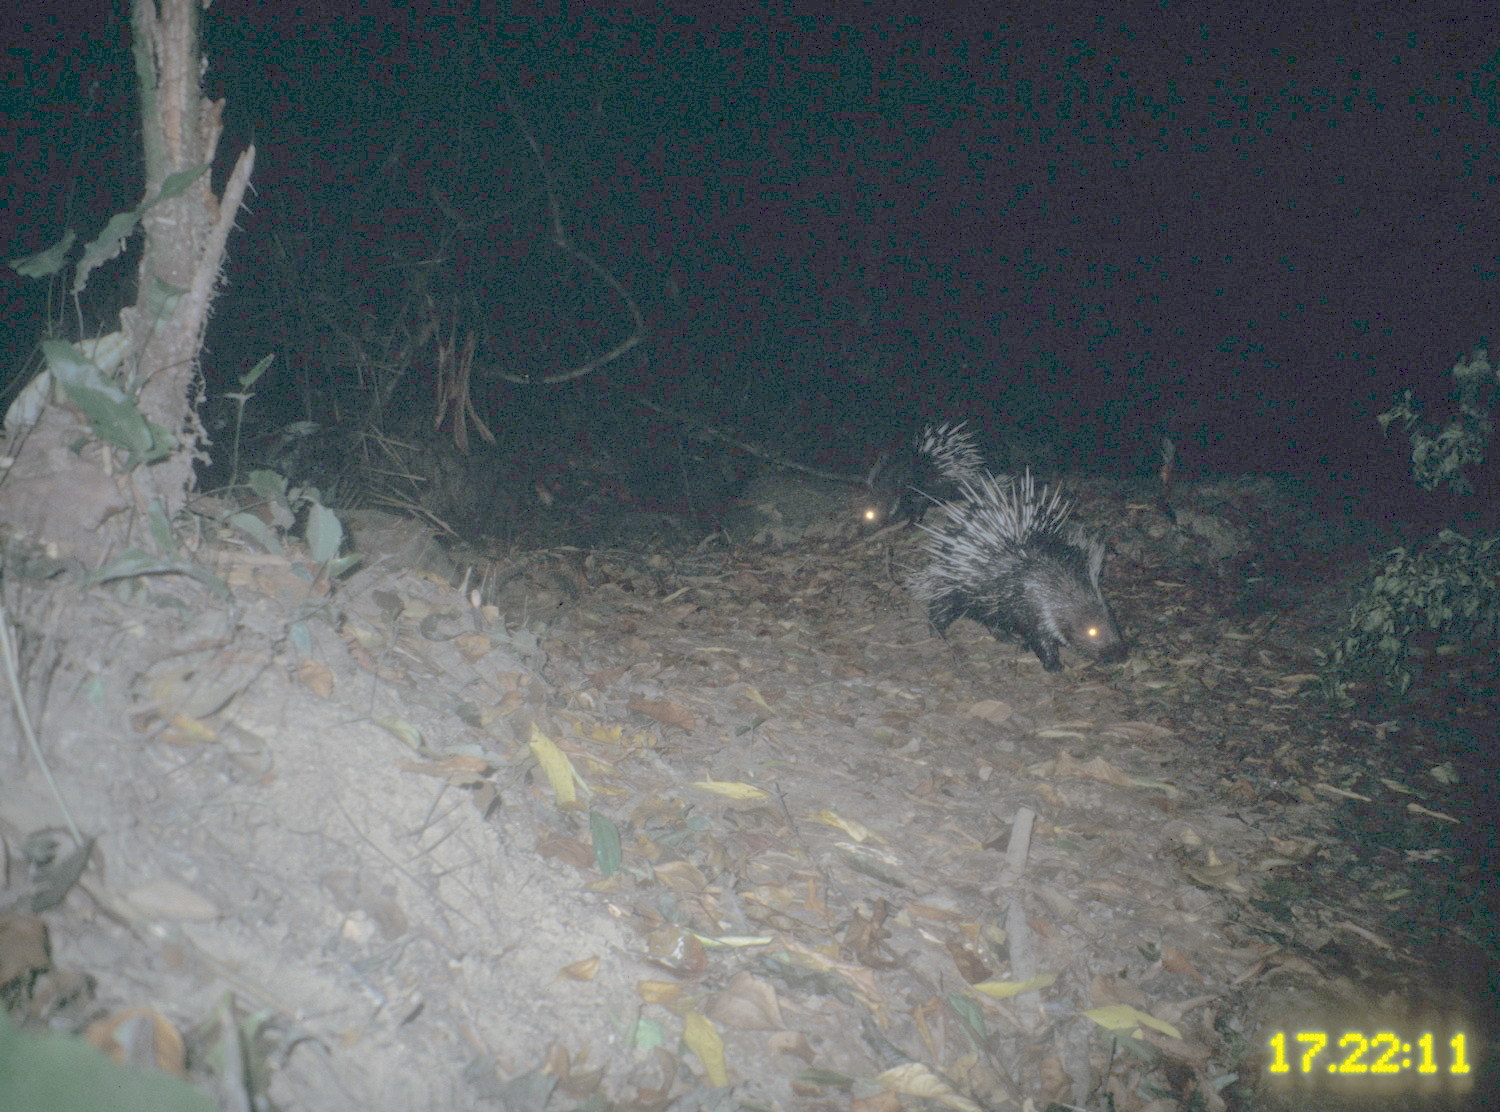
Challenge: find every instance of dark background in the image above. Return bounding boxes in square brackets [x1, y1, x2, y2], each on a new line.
[3, 2, 1496, 529]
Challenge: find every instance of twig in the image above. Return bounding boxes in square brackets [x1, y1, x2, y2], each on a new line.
[0, 605, 83, 844]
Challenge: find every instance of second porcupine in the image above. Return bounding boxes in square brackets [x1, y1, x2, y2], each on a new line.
[908, 469, 1127, 672]
[859, 421, 988, 527]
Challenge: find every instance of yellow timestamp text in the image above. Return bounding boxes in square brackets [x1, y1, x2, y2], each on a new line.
[1267, 1029, 1471, 1078]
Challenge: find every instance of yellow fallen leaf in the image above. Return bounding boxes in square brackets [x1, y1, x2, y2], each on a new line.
[1083, 1003, 1182, 1040]
[682, 1011, 728, 1087]
[971, 973, 1056, 999]
[691, 934, 774, 948]
[374, 716, 423, 751]
[530, 725, 586, 804]
[739, 685, 773, 713]
[690, 780, 767, 800]
[809, 810, 876, 842]
[875, 1062, 983, 1111]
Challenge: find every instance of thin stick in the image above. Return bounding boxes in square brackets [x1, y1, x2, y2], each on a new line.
[0, 606, 83, 844]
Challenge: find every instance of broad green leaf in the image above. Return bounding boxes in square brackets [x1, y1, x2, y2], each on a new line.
[590, 811, 622, 877]
[156, 163, 209, 202]
[304, 502, 343, 564]
[73, 209, 141, 293]
[0, 1015, 216, 1112]
[7, 230, 76, 278]
[41, 340, 174, 467]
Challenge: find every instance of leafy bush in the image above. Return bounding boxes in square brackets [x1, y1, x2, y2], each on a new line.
[1377, 346, 1494, 493]
[1327, 344, 1498, 699]
[1327, 529, 1500, 696]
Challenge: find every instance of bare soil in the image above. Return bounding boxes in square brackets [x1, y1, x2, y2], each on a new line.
[1, 492, 1494, 1111]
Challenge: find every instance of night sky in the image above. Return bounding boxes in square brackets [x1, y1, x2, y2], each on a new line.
[3, 2, 1496, 507]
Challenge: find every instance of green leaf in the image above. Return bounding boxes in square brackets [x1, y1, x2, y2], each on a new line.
[590, 810, 622, 877]
[303, 502, 344, 564]
[147, 499, 178, 556]
[247, 470, 289, 504]
[41, 340, 174, 467]
[73, 209, 142, 294]
[156, 163, 210, 203]
[288, 621, 313, 658]
[0, 1014, 217, 1112]
[323, 553, 363, 579]
[85, 549, 229, 599]
[226, 512, 284, 556]
[237, 352, 275, 391]
[144, 274, 185, 323]
[7, 230, 77, 278]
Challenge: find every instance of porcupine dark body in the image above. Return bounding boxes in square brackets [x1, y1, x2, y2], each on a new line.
[860, 421, 988, 528]
[909, 470, 1126, 672]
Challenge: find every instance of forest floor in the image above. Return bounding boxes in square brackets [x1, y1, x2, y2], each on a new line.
[1, 478, 1495, 1112]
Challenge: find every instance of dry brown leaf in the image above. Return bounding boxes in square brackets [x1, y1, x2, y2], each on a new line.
[702, 971, 785, 1031]
[1089, 972, 1149, 1008]
[767, 1030, 815, 1063]
[628, 696, 697, 730]
[453, 632, 492, 661]
[535, 835, 594, 871]
[543, 1043, 570, 1078]
[630, 1047, 679, 1106]
[397, 754, 492, 784]
[943, 936, 992, 985]
[588, 665, 630, 688]
[1161, 946, 1205, 981]
[1031, 752, 1138, 788]
[964, 699, 1015, 725]
[121, 877, 221, 922]
[851, 1092, 903, 1112]
[296, 658, 334, 697]
[637, 979, 684, 1005]
[158, 713, 217, 747]
[654, 860, 709, 892]
[86, 1006, 187, 1075]
[0, 912, 50, 990]
[1035, 1051, 1072, 1104]
[907, 902, 964, 922]
[556, 956, 600, 982]
[843, 899, 899, 969]
[644, 927, 707, 978]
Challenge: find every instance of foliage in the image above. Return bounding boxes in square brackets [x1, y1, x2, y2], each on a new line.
[38, 339, 175, 469]
[226, 470, 361, 578]
[1329, 344, 1498, 699]
[0, 1014, 216, 1112]
[1326, 529, 1500, 697]
[1377, 346, 1494, 493]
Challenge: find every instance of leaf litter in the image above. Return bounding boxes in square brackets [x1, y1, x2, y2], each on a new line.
[0, 492, 1494, 1111]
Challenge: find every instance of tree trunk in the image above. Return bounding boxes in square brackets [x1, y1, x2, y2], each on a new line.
[0, 0, 253, 563]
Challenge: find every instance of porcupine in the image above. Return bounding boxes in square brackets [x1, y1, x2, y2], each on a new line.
[858, 421, 988, 528]
[908, 469, 1127, 671]
[726, 422, 990, 545]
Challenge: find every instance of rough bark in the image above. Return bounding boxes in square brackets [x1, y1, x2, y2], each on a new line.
[0, 0, 253, 562]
